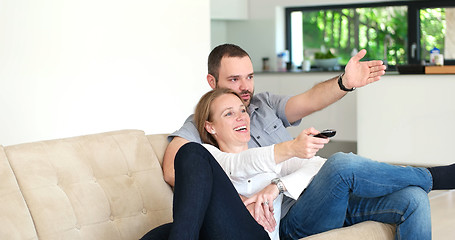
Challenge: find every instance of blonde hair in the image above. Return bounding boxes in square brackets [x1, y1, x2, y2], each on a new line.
[194, 88, 244, 148]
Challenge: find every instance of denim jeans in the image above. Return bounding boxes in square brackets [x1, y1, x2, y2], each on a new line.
[141, 142, 270, 240]
[279, 152, 432, 240]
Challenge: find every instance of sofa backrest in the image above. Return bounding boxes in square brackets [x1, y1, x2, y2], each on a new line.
[0, 146, 38, 239]
[1, 130, 173, 240]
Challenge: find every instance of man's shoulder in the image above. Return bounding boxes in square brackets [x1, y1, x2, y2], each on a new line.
[168, 114, 202, 143]
[251, 92, 272, 105]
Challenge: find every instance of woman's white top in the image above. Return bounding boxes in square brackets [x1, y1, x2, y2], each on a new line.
[203, 144, 326, 240]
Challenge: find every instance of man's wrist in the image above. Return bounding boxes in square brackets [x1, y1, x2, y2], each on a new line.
[338, 73, 355, 92]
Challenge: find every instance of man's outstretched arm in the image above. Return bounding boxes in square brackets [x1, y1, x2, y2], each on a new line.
[162, 136, 189, 186]
[285, 49, 386, 124]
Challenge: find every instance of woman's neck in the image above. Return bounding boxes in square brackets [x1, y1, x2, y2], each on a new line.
[218, 142, 248, 153]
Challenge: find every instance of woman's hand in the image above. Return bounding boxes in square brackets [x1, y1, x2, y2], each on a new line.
[291, 127, 330, 159]
[274, 127, 329, 163]
[245, 201, 276, 232]
[243, 184, 279, 232]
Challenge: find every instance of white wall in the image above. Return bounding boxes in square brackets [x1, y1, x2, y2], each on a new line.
[0, 0, 211, 146]
[358, 74, 455, 166]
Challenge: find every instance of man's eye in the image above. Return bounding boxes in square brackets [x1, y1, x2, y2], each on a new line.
[247, 75, 254, 80]
[230, 78, 238, 82]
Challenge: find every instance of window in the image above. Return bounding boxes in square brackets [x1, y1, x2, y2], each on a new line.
[286, 0, 455, 70]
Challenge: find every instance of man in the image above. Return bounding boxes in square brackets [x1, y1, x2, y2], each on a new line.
[162, 43, 387, 235]
[163, 43, 386, 186]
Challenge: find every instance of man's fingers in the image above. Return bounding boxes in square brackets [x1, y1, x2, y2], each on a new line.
[351, 49, 367, 62]
[367, 60, 385, 68]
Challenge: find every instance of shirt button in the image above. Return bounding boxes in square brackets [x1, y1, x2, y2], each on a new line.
[274, 125, 277, 129]
[248, 180, 251, 183]
[256, 136, 260, 139]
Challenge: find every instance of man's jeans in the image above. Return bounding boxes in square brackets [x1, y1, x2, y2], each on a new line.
[279, 152, 433, 240]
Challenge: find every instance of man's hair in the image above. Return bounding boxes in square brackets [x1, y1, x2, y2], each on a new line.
[194, 88, 244, 148]
[207, 44, 250, 82]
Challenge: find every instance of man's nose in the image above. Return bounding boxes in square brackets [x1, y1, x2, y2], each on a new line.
[238, 79, 248, 90]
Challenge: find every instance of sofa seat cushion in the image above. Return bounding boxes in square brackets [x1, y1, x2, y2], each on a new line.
[302, 221, 395, 239]
[5, 130, 173, 240]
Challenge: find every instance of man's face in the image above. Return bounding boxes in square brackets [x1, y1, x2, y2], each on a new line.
[215, 56, 254, 106]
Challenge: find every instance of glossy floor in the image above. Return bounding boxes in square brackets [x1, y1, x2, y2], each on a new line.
[429, 190, 455, 239]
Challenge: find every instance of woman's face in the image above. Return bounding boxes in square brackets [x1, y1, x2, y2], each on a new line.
[205, 93, 250, 151]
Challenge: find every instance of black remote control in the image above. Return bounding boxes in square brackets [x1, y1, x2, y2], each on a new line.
[314, 129, 336, 138]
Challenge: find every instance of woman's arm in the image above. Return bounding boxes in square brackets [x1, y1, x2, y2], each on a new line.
[204, 128, 329, 179]
[274, 127, 329, 162]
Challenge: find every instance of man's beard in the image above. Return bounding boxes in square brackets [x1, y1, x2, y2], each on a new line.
[240, 90, 253, 106]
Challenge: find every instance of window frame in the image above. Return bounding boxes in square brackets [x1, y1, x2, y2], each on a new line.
[285, 0, 455, 67]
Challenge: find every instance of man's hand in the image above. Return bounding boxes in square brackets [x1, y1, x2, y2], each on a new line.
[243, 184, 280, 232]
[343, 49, 387, 89]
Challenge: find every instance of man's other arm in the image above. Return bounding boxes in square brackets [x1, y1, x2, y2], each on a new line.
[285, 49, 386, 123]
[285, 76, 344, 124]
[162, 136, 189, 186]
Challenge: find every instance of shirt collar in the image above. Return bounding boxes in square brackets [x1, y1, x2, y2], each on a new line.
[248, 100, 259, 115]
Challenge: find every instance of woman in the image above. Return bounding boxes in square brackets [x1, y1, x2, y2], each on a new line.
[191, 88, 455, 240]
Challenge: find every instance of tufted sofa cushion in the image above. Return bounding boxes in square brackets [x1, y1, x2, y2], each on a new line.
[4, 130, 173, 240]
[0, 146, 38, 239]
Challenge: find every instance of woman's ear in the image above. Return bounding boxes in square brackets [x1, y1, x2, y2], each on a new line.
[205, 121, 216, 135]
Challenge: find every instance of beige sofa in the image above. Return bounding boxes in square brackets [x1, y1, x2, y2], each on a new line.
[0, 130, 395, 239]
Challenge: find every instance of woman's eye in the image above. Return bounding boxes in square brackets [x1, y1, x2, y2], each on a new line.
[225, 112, 232, 117]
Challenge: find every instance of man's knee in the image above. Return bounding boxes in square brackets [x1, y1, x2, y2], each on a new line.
[400, 187, 430, 213]
[324, 152, 363, 175]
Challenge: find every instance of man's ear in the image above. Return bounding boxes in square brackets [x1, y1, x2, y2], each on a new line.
[207, 74, 216, 89]
[204, 121, 215, 134]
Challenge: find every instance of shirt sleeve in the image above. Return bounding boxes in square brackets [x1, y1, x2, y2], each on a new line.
[279, 156, 326, 200]
[167, 114, 202, 143]
[203, 144, 279, 180]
